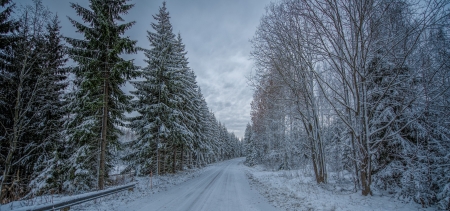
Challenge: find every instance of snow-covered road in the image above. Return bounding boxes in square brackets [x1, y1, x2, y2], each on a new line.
[119, 158, 279, 211]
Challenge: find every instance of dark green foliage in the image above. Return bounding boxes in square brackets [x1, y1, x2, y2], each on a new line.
[124, 2, 240, 175]
[28, 14, 69, 196]
[126, 2, 190, 175]
[0, 0, 69, 202]
[65, 0, 138, 191]
[0, 0, 240, 202]
[0, 0, 20, 203]
[0, 0, 18, 169]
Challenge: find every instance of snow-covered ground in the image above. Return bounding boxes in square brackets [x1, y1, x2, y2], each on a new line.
[2, 158, 275, 211]
[37, 158, 275, 211]
[0, 167, 204, 211]
[3, 158, 435, 211]
[245, 164, 438, 211]
[114, 158, 277, 211]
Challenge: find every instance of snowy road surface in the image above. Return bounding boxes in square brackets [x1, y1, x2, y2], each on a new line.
[119, 158, 279, 211]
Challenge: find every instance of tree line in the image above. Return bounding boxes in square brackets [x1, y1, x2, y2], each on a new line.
[244, 0, 449, 209]
[0, 0, 241, 204]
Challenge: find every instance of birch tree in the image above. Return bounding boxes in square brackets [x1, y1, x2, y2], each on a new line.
[249, 0, 449, 204]
[251, 1, 327, 183]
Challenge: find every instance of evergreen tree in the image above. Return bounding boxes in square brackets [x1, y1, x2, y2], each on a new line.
[0, 0, 71, 201]
[0, 0, 18, 70]
[28, 14, 68, 195]
[126, 2, 188, 175]
[65, 0, 138, 191]
[174, 33, 200, 170]
[0, 0, 18, 161]
[0, 0, 55, 202]
[0, 0, 19, 202]
[194, 88, 213, 165]
[244, 123, 257, 166]
[208, 112, 221, 162]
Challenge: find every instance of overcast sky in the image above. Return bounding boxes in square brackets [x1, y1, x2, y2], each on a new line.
[17, 0, 272, 138]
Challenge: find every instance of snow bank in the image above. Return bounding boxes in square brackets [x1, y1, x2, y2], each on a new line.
[245, 165, 437, 211]
[0, 167, 204, 211]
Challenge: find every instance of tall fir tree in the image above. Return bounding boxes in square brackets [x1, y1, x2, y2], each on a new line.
[0, 0, 69, 201]
[125, 2, 193, 175]
[0, 0, 17, 155]
[193, 88, 213, 165]
[1, 0, 51, 202]
[0, 0, 18, 69]
[0, 0, 19, 202]
[208, 112, 221, 162]
[28, 14, 68, 195]
[244, 123, 257, 166]
[65, 0, 138, 191]
[173, 32, 199, 171]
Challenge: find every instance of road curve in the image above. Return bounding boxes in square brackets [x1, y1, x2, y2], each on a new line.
[120, 158, 279, 211]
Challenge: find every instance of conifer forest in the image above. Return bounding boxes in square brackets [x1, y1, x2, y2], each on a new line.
[0, 0, 241, 204]
[1, 0, 450, 210]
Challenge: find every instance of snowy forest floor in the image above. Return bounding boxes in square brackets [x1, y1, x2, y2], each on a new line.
[0, 167, 205, 211]
[245, 164, 438, 211]
[2, 160, 441, 211]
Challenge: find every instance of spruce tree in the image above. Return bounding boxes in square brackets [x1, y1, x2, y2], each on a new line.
[0, 0, 56, 201]
[0, 0, 18, 68]
[126, 2, 190, 175]
[65, 0, 138, 191]
[0, 0, 18, 158]
[208, 112, 221, 163]
[173, 33, 199, 172]
[244, 123, 256, 166]
[0, 0, 19, 202]
[0, 0, 71, 201]
[29, 14, 68, 195]
[193, 88, 213, 165]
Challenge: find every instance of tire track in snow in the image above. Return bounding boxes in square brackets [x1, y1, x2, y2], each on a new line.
[120, 158, 279, 211]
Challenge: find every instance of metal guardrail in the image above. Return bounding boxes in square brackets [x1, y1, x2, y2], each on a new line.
[27, 183, 136, 211]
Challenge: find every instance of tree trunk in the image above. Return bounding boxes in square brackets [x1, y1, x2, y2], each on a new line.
[360, 155, 371, 196]
[99, 72, 109, 190]
[180, 144, 184, 171]
[1, 59, 28, 203]
[163, 148, 166, 174]
[157, 147, 160, 175]
[172, 144, 176, 173]
[0, 115, 19, 203]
